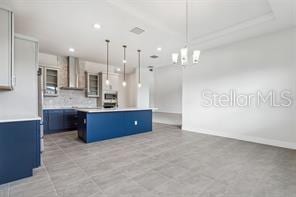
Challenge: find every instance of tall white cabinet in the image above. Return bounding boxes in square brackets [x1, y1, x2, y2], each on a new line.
[0, 35, 39, 120]
[0, 7, 14, 90]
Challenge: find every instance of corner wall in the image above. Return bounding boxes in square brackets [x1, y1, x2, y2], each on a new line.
[154, 65, 182, 114]
[182, 28, 296, 149]
[153, 65, 183, 125]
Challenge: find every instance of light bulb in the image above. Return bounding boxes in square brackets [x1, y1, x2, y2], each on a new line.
[180, 47, 188, 65]
[123, 59, 127, 64]
[122, 81, 127, 87]
[138, 83, 142, 88]
[172, 53, 179, 64]
[116, 68, 121, 72]
[193, 50, 201, 64]
[105, 79, 110, 85]
[93, 23, 101, 29]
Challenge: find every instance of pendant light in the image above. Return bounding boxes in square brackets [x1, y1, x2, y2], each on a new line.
[122, 45, 127, 87]
[172, 0, 201, 65]
[105, 39, 110, 85]
[137, 49, 142, 88]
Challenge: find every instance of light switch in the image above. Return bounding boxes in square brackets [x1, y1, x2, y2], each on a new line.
[134, 120, 138, 125]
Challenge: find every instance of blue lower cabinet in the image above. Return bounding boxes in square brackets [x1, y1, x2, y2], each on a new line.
[63, 109, 78, 130]
[43, 109, 78, 134]
[43, 110, 49, 133]
[0, 120, 40, 185]
[86, 112, 125, 143]
[77, 112, 87, 141]
[48, 110, 64, 132]
[78, 110, 153, 143]
[125, 110, 152, 135]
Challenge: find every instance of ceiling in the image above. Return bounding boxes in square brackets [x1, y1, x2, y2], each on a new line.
[1, 0, 295, 71]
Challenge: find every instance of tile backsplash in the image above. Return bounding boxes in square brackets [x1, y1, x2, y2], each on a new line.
[41, 54, 97, 109]
[43, 89, 97, 109]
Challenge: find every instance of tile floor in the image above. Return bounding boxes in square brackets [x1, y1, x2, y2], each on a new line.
[1, 123, 296, 197]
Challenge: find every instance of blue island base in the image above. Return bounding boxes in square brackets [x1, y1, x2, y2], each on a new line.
[77, 110, 152, 143]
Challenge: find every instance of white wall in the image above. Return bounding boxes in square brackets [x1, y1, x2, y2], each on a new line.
[39, 53, 58, 67]
[154, 65, 182, 113]
[137, 68, 154, 108]
[183, 28, 296, 149]
[126, 70, 138, 107]
[0, 36, 38, 120]
[126, 68, 154, 108]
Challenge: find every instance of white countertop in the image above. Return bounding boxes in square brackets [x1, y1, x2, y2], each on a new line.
[76, 107, 157, 113]
[43, 107, 76, 110]
[43, 106, 96, 110]
[0, 116, 41, 123]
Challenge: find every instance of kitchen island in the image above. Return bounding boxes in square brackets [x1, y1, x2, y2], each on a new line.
[76, 108, 153, 143]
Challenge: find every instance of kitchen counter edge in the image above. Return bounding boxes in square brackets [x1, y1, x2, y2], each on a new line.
[0, 117, 41, 123]
[76, 108, 157, 113]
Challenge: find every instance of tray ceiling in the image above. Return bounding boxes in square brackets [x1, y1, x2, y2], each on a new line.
[2, 0, 295, 69]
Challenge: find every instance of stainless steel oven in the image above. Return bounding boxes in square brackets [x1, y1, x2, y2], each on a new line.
[103, 91, 118, 108]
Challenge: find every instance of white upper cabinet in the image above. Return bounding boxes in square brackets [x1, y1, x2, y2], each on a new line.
[0, 8, 13, 90]
[86, 72, 100, 97]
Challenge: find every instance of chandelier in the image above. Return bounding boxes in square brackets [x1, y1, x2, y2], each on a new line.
[172, 0, 200, 65]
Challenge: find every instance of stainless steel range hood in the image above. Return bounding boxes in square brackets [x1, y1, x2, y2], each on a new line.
[60, 56, 84, 90]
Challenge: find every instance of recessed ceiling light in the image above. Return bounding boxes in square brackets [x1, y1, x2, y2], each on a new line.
[93, 23, 101, 29]
[116, 68, 121, 72]
[69, 48, 75, 52]
[157, 47, 162, 51]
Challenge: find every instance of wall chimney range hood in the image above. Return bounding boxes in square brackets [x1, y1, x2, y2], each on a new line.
[60, 56, 84, 90]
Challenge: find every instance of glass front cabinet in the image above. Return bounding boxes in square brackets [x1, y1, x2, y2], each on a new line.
[44, 68, 59, 96]
[86, 72, 100, 97]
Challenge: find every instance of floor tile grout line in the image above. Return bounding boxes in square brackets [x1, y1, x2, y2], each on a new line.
[55, 131, 166, 196]
[5, 123, 295, 196]
[43, 162, 60, 197]
[7, 183, 10, 197]
[44, 136, 88, 196]
[50, 132, 105, 196]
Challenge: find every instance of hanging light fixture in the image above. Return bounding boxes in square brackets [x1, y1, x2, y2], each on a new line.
[172, 0, 201, 65]
[105, 39, 110, 85]
[137, 49, 142, 88]
[122, 45, 127, 87]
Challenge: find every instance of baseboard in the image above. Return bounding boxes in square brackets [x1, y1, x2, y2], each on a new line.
[153, 112, 182, 126]
[153, 119, 180, 126]
[182, 126, 296, 150]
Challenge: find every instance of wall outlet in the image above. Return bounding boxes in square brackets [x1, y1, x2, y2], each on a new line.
[134, 121, 138, 125]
